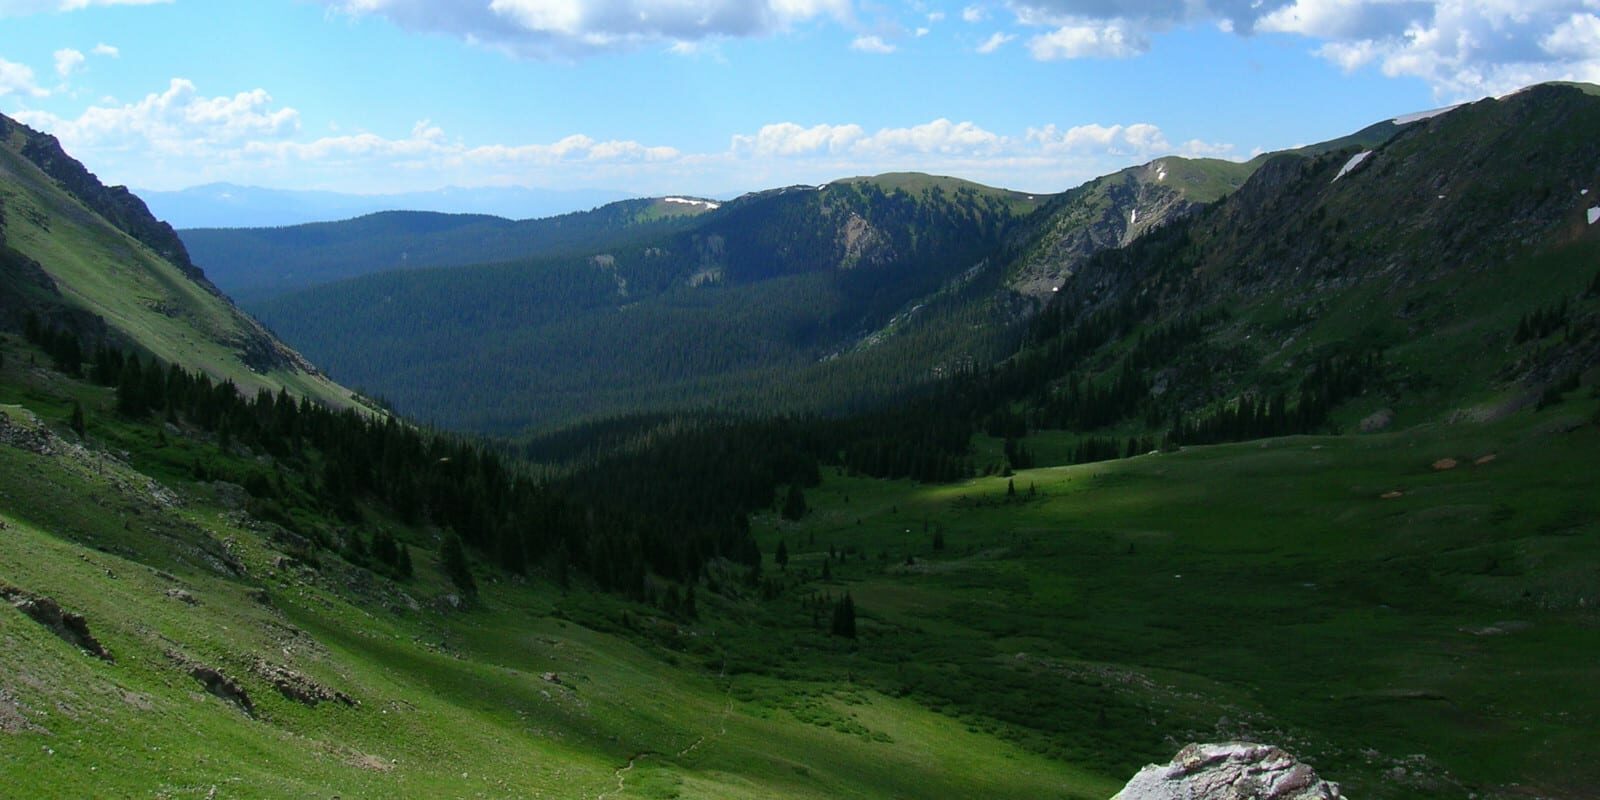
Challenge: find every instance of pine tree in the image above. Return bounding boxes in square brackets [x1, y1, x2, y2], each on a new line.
[396, 544, 414, 579]
[782, 483, 808, 520]
[776, 540, 789, 570]
[830, 593, 857, 638]
[69, 401, 85, 437]
[440, 532, 477, 598]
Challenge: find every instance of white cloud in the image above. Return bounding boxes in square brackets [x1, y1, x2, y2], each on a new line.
[1028, 122, 1168, 155]
[914, 26, 930, 36]
[92, 43, 119, 57]
[319, 0, 855, 58]
[732, 122, 866, 156]
[1028, 19, 1147, 59]
[54, 47, 85, 77]
[961, 4, 986, 23]
[1006, 0, 1600, 98]
[850, 34, 896, 53]
[15, 73, 1237, 197]
[14, 79, 299, 155]
[0, 57, 47, 97]
[928, 10, 945, 22]
[976, 31, 1015, 53]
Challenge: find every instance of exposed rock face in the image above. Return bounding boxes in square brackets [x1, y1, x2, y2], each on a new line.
[1113, 743, 1343, 800]
[4, 113, 210, 291]
[167, 651, 254, 716]
[1, 584, 114, 662]
[251, 659, 356, 708]
[1009, 163, 1208, 299]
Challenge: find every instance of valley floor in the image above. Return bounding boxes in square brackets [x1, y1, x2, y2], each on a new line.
[2, 335, 1597, 798]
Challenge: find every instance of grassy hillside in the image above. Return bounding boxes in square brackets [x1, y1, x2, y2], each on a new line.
[4, 316, 1596, 798]
[0, 329, 1119, 799]
[0, 117, 361, 412]
[739, 402, 1600, 799]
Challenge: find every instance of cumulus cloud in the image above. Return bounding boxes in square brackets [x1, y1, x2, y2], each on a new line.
[1005, 0, 1600, 97]
[850, 34, 896, 53]
[732, 122, 866, 156]
[54, 47, 85, 77]
[14, 78, 299, 156]
[15, 70, 1236, 197]
[92, 43, 119, 57]
[1028, 19, 1146, 58]
[961, 5, 986, 23]
[318, 0, 854, 59]
[976, 31, 1015, 53]
[0, 57, 47, 97]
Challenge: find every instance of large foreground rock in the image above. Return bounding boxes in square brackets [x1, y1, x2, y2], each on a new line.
[1113, 742, 1343, 800]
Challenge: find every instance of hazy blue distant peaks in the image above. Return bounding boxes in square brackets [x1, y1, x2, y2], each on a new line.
[140, 183, 636, 229]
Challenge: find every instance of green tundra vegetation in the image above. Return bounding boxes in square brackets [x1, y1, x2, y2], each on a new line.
[3, 84, 1600, 799]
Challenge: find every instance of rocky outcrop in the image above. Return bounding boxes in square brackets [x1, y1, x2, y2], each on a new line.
[1113, 742, 1343, 800]
[1009, 163, 1211, 299]
[252, 659, 355, 708]
[167, 652, 253, 716]
[1, 584, 114, 662]
[4, 113, 211, 292]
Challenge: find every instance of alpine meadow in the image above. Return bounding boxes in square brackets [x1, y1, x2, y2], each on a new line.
[2, 3, 1599, 799]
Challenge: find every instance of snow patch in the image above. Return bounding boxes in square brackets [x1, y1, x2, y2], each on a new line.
[1153, 162, 1168, 182]
[663, 197, 720, 210]
[1130, 208, 1139, 225]
[1583, 189, 1590, 196]
[1333, 151, 1372, 182]
[1393, 104, 1459, 125]
[1588, 206, 1599, 225]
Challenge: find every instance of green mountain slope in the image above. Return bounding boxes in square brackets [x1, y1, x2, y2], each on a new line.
[181, 197, 716, 302]
[0, 309, 1119, 800]
[246, 175, 1048, 434]
[999, 82, 1600, 444]
[0, 114, 362, 411]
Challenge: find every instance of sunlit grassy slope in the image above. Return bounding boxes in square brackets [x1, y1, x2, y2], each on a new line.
[0, 332, 1116, 800]
[746, 403, 1600, 799]
[3, 317, 1596, 799]
[0, 131, 358, 410]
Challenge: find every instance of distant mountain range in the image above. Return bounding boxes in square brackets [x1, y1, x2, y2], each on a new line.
[137, 182, 636, 229]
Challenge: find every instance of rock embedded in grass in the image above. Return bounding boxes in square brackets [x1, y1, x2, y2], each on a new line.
[1112, 742, 1342, 799]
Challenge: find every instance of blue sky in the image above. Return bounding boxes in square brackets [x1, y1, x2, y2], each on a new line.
[2, 0, 1598, 199]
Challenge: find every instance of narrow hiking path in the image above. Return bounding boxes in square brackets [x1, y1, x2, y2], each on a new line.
[596, 658, 735, 798]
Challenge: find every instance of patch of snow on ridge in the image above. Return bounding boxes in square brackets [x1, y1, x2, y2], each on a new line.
[1130, 208, 1139, 225]
[1333, 151, 1372, 182]
[1154, 162, 1168, 182]
[663, 197, 721, 210]
[1588, 206, 1599, 225]
[1393, 104, 1459, 125]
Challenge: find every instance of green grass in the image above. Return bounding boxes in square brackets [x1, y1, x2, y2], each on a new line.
[0, 142, 359, 412]
[0, 337, 1117, 799]
[5, 327, 1599, 799]
[747, 397, 1600, 798]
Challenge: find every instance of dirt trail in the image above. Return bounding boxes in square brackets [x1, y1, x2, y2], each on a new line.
[596, 660, 735, 798]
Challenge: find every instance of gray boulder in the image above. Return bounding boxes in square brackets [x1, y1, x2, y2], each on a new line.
[1113, 742, 1342, 800]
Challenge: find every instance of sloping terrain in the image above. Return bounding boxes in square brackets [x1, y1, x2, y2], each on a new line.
[997, 83, 1600, 443]
[182, 197, 716, 303]
[0, 113, 362, 411]
[245, 175, 1052, 434]
[0, 326, 1119, 800]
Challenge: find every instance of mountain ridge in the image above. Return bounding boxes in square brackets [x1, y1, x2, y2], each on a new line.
[0, 112, 364, 411]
